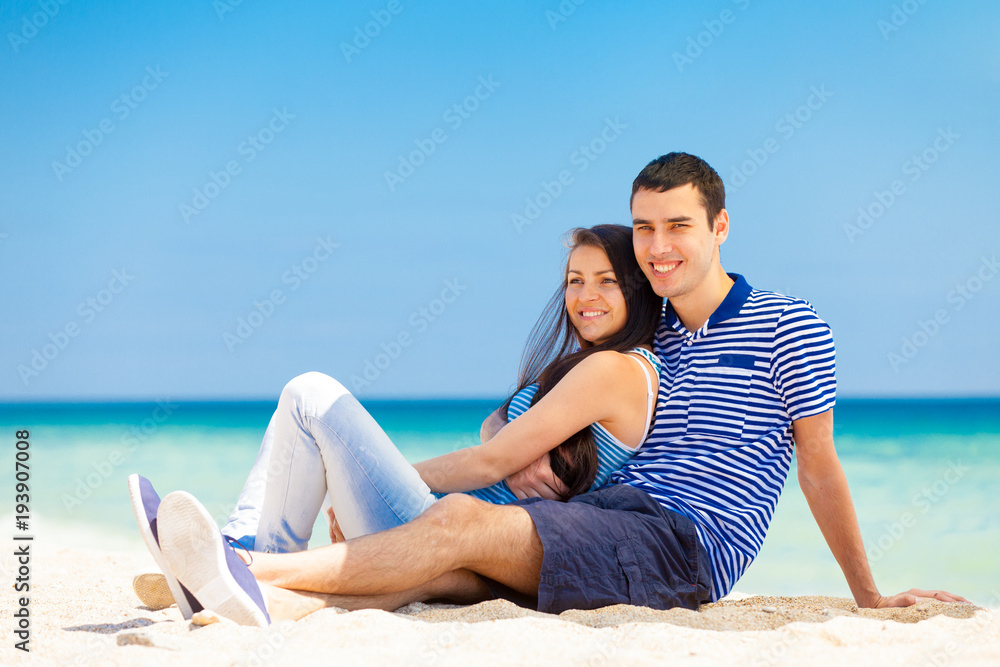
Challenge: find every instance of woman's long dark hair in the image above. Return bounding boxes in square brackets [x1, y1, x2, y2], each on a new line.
[500, 224, 661, 499]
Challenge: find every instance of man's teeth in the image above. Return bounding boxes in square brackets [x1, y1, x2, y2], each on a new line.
[653, 262, 679, 273]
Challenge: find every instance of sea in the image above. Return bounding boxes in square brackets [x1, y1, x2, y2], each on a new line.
[1, 398, 998, 607]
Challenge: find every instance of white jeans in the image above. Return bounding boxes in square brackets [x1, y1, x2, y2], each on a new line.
[222, 372, 438, 552]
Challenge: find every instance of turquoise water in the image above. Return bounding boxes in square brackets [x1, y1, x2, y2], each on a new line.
[1, 399, 998, 606]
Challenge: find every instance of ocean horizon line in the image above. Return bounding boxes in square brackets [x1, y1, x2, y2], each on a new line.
[3, 396, 999, 439]
[2, 395, 1000, 408]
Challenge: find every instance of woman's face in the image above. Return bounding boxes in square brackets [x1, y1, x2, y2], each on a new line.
[565, 244, 628, 346]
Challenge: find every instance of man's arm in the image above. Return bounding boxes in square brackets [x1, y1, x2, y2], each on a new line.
[793, 409, 969, 608]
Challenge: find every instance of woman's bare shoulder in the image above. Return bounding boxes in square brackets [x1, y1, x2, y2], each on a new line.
[572, 350, 651, 382]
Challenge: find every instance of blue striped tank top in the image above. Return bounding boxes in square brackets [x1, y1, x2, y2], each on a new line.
[462, 347, 661, 504]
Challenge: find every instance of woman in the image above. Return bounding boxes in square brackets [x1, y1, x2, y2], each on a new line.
[129, 224, 663, 622]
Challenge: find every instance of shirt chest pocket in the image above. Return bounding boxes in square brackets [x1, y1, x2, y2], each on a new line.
[683, 360, 754, 440]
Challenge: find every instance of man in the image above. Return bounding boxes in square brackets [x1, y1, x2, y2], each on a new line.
[154, 153, 966, 624]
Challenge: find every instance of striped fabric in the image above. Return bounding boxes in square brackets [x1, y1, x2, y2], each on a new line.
[463, 347, 661, 505]
[609, 274, 836, 602]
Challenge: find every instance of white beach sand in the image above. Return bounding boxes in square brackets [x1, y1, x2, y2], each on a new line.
[3, 545, 997, 666]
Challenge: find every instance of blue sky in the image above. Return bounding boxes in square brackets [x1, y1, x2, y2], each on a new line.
[1, 0, 998, 401]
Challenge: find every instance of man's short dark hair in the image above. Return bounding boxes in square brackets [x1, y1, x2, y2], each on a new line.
[630, 152, 726, 230]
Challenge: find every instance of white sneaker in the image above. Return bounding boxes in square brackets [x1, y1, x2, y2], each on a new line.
[157, 490, 271, 627]
[127, 474, 203, 619]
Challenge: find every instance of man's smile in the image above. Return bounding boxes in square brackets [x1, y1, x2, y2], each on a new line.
[650, 261, 681, 278]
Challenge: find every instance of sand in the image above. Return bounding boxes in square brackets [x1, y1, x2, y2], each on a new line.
[2, 546, 997, 666]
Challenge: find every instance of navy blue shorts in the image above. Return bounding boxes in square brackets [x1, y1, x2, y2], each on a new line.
[486, 484, 712, 614]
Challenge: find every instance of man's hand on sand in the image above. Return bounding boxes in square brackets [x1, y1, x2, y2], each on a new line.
[872, 588, 971, 608]
[506, 452, 569, 501]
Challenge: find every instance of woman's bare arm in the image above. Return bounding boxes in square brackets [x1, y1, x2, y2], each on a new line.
[414, 351, 645, 493]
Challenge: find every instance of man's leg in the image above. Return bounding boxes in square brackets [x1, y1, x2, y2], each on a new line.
[249, 493, 543, 598]
[265, 569, 490, 622]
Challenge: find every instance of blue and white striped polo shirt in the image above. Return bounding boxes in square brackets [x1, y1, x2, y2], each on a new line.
[609, 274, 836, 601]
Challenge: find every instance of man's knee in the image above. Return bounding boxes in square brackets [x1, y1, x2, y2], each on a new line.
[418, 494, 487, 537]
[421, 498, 541, 592]
[420, 495, 537, 550]
[422, 493, 482, 521]
[281, 371, 350, 405]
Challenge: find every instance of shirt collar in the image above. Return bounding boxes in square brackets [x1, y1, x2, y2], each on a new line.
[663, 273, 753, 333]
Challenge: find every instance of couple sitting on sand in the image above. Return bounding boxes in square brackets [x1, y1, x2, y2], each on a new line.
[129, 152, 967, 626]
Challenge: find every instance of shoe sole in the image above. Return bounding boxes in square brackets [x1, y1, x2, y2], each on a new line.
[158, 490, 269, 627]
[127, 474, 200, 619]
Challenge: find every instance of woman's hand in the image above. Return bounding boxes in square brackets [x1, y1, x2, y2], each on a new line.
[506, 452, 569, 501]
[326, 506, 345, 543]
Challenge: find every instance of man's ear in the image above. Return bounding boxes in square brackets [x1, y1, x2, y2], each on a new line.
[713, 209, 730, 245]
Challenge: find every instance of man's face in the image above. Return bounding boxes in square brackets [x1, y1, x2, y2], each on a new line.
[631, 184, 728, 299]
